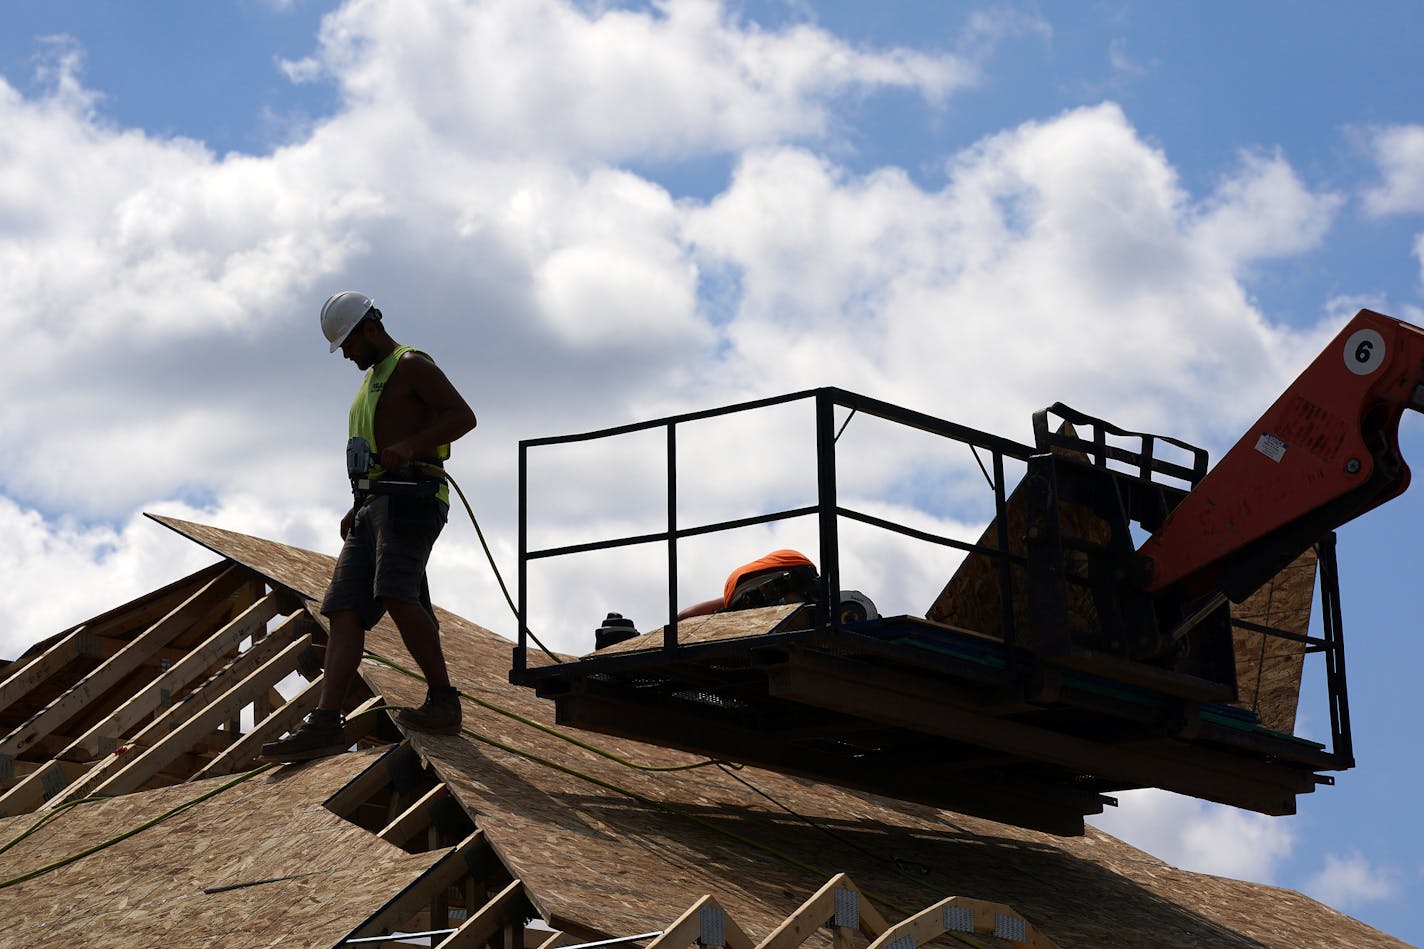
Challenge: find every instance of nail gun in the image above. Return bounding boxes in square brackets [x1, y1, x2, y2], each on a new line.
[345, 436, 443, 499]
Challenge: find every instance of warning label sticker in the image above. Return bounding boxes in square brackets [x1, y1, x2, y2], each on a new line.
[1255, 432, 1288, 463]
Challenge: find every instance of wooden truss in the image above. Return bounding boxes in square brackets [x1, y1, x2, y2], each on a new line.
[642, 872, 1057, 949]
[0, 561, 385, 818]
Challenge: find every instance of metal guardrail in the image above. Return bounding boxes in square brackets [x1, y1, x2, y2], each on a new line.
[514, 387, 1036, 674]
[512, 386, 1353, 767]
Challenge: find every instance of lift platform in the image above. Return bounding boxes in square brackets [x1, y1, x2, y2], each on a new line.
[511, 386, 1355, 836]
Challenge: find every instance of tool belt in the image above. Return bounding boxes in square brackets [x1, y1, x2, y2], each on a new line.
[352, 461, 446, 505]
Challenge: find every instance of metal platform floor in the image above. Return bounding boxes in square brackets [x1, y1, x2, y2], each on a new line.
[514, 610, 1338, 837]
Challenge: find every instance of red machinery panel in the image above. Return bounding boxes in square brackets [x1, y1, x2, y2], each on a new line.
[1140, 309, 1424, 599]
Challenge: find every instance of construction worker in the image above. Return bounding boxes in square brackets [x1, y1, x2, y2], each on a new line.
[261, 291, 478, 762]
[676, 549, 818, 620]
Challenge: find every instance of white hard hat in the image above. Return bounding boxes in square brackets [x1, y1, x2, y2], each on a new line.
[320, 290, 375, 353]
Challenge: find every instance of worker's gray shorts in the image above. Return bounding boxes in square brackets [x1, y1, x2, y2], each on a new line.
[320, 494, 448, 631]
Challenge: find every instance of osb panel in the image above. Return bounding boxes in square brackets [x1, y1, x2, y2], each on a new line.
[924, 474, 1110, 648]
[1228, 550, 1316, 734]
[0, 746, 443, 948]
[146, 516, 1408, 949]
[923, 476, 1316, 734]
[588, 604, 800, 657]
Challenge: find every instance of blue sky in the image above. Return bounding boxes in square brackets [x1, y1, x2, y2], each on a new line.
[2, 1, 1423, 943]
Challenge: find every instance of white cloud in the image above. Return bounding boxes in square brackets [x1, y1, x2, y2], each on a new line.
[0, 3, 1349, 690]
[1088, 789, 1296, 882]
[1363, 124, 1424, 216]
[1191, 148, 1343, 266]
[685, 103, 1342, 448]
[0, 487, 362, 662]
[285, 0, 975, 162]
[1305, 851, 1400, 909]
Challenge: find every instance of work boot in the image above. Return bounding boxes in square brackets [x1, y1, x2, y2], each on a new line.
[259, 709, 347, 762]
[396, 686, 462, 735]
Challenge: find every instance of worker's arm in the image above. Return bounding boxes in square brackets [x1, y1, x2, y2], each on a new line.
[676, 598, 724, 621]
[379, 352, 478, 470]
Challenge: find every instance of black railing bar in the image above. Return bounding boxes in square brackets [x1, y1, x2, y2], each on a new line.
[525, 505, 822, 561]
[836, 505, 1028, 566]
[519, 389, 821, 448]
[816, 394, 840, 634]
[1074, 443, 1202, 483]
[675, 505, 821, 539]
[992, 450, 1017, 653]
[834, 407, 858, 443]
[969, 444, 995, 491]
[516, 440, 529, 674]
[1040, 429, 1204, 472]
[666, 422, 679, 653]
[1229, 618, 1327, 647]
[1037, 402, 1209, 477]
[527, 530, 669, 560]
[828, 388, 1035, 460]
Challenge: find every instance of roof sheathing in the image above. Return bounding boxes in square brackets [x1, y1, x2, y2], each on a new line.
[146, 514, 1407, 949]
[0, 749, 443, 947]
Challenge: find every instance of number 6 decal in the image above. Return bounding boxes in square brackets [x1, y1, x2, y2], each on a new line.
[1344, 328, 1386, 375]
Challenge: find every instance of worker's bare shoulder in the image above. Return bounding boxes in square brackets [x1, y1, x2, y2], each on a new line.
[394, 350, 452, 387]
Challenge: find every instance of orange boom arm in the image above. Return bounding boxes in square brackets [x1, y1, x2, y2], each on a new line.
[1139, 309, 1424, 602]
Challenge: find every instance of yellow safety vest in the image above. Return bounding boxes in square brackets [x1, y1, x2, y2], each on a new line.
[349, 345, 451, 503]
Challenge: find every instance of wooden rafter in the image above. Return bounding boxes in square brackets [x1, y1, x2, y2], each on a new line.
[0, 563, 224, 726]
[343, 830, 498, 941]
[33, 609, 312, 807]
[434, 878, 530, 949]
[0, 635, 85, 724]
[758, 873, 888, 949]
[76, 628, 315, 800]
[0, 564, 247, 765]
[379, 782, 452, 848]
[648, 895, 755, 949]
[865, 895, 1059, 949]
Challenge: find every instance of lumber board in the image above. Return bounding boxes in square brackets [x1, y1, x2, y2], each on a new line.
[649, 895, 755, 949]
[1228, 549, 1316, 733]
[434, 878, 531, 949]
[0, 634, 83, 721]
[0, 748, 449, 948]
[758, 873, 888, 949]
[25, 611, 312, 811]
[345, 831, 493, 940]
[78, 632, 316, 800]
[926, 450, 1109, 649]
[555, 690, 1096, 836]
[589, 605, 801, 657]
[73, 562, 229, 643]
[528, 930, 566, 949]
[0, 565, 247, 763]
[66, 595, 285, 760]
[327, 743, 418, 819]
[866, 895, 1058, 949]
[191, 677, 321, 779]
[380, 782, 453, 848]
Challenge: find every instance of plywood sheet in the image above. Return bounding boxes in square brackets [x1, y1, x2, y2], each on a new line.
[1228, 550, 1316, 734]
[145, 515, 1406, 949]
[923, 473, 1316, 733]
[924, 472, 1110, 648]
[0, 747, 443, 948]
[587, 604, 800, 657]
